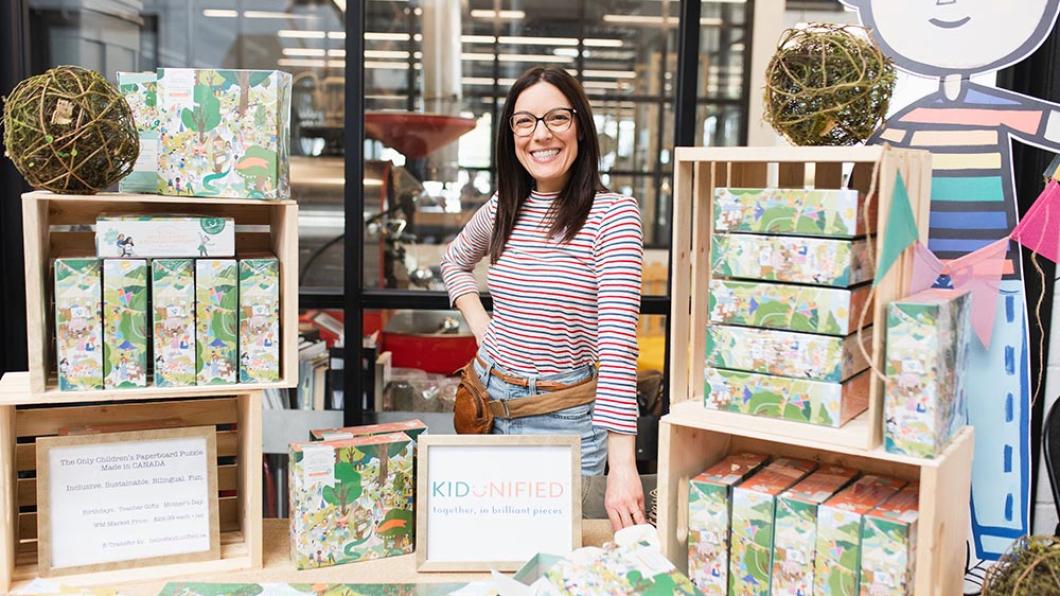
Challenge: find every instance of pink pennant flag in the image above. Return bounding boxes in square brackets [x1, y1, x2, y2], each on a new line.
[947, 238, 1010, 347]
[910, 241, 945, 295]
[1010, 180, 1060, 262]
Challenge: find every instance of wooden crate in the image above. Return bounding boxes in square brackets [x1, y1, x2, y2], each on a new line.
[0, 373, 263, 591]
[657, 420, 973, 596]
[22, 191, 298, 397]
[668, 146, 932, 450]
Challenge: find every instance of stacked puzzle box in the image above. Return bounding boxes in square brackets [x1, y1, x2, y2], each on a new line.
[705, 187, 875, 427]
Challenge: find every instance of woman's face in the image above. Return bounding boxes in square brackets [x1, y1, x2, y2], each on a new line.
[512, 81, 579, 193]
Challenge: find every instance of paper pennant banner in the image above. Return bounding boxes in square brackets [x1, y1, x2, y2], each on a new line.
[1011, 180, 1060, 263]
[874, 171, 919, 287]
[947, 237, 1010, 347]
[910, 240, 945, 294]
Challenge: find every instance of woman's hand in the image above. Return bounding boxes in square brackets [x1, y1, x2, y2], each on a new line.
[454, 294, 491, 344]
[604, 432, 645, 531]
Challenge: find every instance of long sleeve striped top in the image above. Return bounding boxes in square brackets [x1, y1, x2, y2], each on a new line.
[440, 189, 643, 434]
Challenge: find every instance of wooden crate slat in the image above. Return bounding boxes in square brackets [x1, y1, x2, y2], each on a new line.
[16, 429, 240, 472]
[14, 398, 239, 438]
[1, 407, 14, 589]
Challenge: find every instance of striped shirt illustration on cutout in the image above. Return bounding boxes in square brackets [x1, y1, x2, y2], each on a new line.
[878, 84, 1051, 280]
[440, 190, 643, 434]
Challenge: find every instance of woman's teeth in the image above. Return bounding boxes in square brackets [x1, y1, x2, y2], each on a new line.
[531, 148, 560, 161]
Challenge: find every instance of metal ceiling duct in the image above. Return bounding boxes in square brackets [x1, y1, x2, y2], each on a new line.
[419, 0, 464, 182]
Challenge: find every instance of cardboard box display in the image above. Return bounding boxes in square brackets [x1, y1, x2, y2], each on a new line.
[117, 71, 163, 193]
[706, 324, 872, 383]
[196, 259, 238, 385]
[102, 259, 148, 389]
[239, 257, 281, 383]
[310, 419, 429, 442]
[729, 457, 818, 595]
[712, 234, 874, 287]
[152, 259, 196, 387]
[688, 453, 770, 594]
[885, 289, 972, 458]
[96, 215, 235, 258]
[814, 475, 907, 596]
[713, 187, 875, 238]
[704, 368, 869, 428]
[156, 68, 291, 200]
[542, 539, 701, 595]
[709, 279, 872, 336]
[770, 465, 859, 596]
[289, 432, 415, 569]
[54, 258, 104, 391]
[860, 484, 920, 596]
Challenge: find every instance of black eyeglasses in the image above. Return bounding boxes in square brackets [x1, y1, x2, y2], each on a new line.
[509, 107, 576, 137]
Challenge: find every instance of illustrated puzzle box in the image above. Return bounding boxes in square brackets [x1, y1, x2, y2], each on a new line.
[156, 68, 292, 199]
[713, 187, 875, 238]
[860, 484, 920, 596]
[885, 288, 972, 458]
[814, 475, 907, 596]
[152, 259, 196, 387]
[117, 71, 162, 193]
[289, 432, 415, 569]
[96, 215, 235, 258]
[310, 419, 429, 442]
[712, 234, 874, 287]
[54, 258, 104, 391]
[102, 259, 148, 389]
[704, 368, 869, 427]
[706, 324, 872, 383]
[709, 280, 872, 336]
[770, 465, 859, 596]
[239, 256, 281, 383]
[688, 452, 770, 594]
[541, 539, 702, 595]
[729, 457, 817, 595]
[196, 259, 238, 385]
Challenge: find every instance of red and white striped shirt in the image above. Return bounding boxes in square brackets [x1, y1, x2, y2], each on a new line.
[441, 189, 643, 434]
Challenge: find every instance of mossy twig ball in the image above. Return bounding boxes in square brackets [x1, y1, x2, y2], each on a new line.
[764, 24, 896, 147]
[982, 535, 1060, 595]
[3, 65, 139, 194]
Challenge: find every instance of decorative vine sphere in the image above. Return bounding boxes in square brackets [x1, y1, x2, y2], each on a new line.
[3, 65, 139, 194]
[981, 535, 1060, 595]
[764, 24, 896, 147]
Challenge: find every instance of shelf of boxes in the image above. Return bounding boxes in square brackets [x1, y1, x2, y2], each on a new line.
[21, 191, 298, 397]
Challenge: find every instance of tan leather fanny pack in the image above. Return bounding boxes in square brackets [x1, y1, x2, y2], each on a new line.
[453, 358, 597, 434]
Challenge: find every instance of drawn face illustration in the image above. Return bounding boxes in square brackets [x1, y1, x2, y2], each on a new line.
[843, 0, 1060, 76]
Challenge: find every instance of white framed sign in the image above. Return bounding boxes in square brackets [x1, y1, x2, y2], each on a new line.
[35, 425, 220, 577]
[416, 434, 581, 572]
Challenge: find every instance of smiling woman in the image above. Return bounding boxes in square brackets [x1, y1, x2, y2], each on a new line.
[439, 66, 647, 531]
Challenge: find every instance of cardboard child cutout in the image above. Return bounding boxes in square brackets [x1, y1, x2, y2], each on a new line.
[842, 0, 1060, 579]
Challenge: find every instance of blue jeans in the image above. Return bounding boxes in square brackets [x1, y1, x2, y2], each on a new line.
[474, 352, 608, 476]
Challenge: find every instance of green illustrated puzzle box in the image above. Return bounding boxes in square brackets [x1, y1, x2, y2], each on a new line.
[157, 68, 292, 199]
[96, 215, 235, 258]
[102, 259, 148, 389]
[117, 71, 162, 193]
[239, 257, 281, 383]
[688, 452, 770, 594]
[541, 539, 702, 595]
[729, 457, 817, 596]
[709, 280, 872, 336]
[54, 258, 104, 391]
[311, 419, 429, 442]
[196, 259, 238, 385]
[152, 259, 196, 387]
[814, 475, 907, 596]
[885, 288, 972, 458]
[704, 367, 869, 428]
[712, 234, 874, 287]
[713, 187, 875, 238]
[770, 465, 859, 596]
[706, 324, 871, 383]
[289, 432, 415, 569]
[860, 484, 920, 596]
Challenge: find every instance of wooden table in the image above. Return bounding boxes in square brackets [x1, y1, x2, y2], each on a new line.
[110, 519, 615, 594]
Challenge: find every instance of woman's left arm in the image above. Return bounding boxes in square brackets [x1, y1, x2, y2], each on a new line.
[592, 194, 645, 530]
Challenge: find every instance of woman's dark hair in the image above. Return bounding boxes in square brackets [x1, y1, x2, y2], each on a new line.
[490, 66, 605, 263]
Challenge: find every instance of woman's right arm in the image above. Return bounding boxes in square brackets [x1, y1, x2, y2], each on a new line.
[439, 197, 497, 345]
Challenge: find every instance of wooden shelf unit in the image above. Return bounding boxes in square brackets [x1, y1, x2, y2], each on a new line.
[21, 191, 299, 397]
[667, 145, 932, 451]
[0, 373, 264, 591]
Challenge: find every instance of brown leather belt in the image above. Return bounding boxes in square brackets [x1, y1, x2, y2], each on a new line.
[475, 356, 586, 391]
[476, 357, 597, 419]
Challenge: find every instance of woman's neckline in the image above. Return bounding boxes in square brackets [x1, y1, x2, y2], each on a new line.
[530, 189, 561, 200]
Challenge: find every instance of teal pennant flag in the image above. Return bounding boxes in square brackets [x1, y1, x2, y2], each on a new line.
[873, 171, 919, 286]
